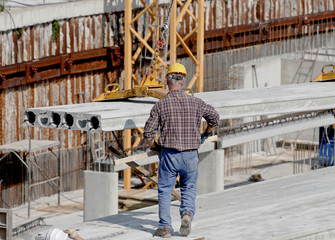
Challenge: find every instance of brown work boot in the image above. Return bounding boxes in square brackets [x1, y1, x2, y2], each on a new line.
[154, 227, 172, 238]
[179, 211, 192, 236]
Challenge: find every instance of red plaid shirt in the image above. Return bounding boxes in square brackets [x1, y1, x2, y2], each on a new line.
[144, 90, 219, 151]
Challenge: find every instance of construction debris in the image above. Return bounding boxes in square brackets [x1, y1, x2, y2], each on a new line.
[249, 174, 263, 182]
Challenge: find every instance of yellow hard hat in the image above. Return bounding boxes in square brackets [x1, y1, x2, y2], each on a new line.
[167, 63, 187, 77]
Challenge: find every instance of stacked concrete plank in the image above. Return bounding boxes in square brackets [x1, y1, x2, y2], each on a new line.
[23, 82, 335, 132]
[23, 100, 157, 131]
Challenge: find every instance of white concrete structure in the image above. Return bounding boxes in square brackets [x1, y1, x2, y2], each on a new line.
[198, 150, 225, 195]
[84, 171, 118, 221]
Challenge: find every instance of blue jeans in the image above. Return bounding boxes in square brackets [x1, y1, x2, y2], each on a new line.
[158, 148, 199, 229]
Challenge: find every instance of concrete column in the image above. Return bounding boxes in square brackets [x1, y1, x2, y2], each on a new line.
[84, 171, 118, 221]
[0, 208, 12, 240]
[197, 149, 224, 195]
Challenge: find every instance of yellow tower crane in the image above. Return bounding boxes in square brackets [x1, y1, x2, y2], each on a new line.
[93, 0, 204, 102]
[97, 0, 205, 191]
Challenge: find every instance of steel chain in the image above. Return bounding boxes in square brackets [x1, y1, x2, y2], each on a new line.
[146, 0, 175, 77]
[161, 0, 175, 40]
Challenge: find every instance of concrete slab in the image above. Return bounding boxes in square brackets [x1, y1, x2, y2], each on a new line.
[23, 82, 335, 132]
[31, 167, 335, 240]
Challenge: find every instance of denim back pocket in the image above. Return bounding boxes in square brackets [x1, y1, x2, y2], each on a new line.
[185, 152, 199, 173]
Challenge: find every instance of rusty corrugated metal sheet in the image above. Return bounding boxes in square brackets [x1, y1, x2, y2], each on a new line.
[0, 15, 121, 148]
[202, 0, 335, 29]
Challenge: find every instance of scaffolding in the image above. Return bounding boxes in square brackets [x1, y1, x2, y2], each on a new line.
[0, 139, 61, 218]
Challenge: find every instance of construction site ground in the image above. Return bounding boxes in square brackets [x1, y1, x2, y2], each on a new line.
[12, 148, 334, 239]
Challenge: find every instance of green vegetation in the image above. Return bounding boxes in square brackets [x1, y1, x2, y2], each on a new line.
[52, 20, 61, 42]
[0, 0, 8, 12]
[16, 28, 23, 39]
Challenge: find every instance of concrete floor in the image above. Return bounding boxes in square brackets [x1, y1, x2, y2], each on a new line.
[13, 166, 335, 240]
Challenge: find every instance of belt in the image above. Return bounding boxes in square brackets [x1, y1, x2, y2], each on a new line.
[182, 149, 197, 152]
[164, 148, 197, 152]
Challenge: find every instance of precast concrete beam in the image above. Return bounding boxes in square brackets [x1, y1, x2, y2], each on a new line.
[24, 98, 158, 131]
[24, 109, 74, 129]
[58, 102, 128, 130]
[78, 99, 158, 131]
[24, 101, 153, 130]
[1, 0, 172, 31]
[23, 102, 97, 128]
[220, 112, 335, 148]
[198, 82, 335, 119]
[23, 108, 63, 129]
[85, 112, 152, 132]
[23, 82, 335, 132]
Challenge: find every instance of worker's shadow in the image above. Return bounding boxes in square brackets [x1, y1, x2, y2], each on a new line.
[96, 211, 158, 235]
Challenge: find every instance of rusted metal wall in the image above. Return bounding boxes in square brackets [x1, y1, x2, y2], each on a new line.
[203, 0, 334, 28]
[0, 14, 123, 147]
[173, 0, 335, 32]
[0, 0, 334, 207]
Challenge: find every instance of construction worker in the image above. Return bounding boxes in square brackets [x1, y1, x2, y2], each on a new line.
[144, 63, 219, 238]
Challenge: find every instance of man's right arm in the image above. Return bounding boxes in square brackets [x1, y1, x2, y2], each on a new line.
[146, 139, 162, 152]
[203, 105, 219, 128]
[201, 126, 214, 144]
[146, 139, 156, 149]
[201, 102, 219, 143]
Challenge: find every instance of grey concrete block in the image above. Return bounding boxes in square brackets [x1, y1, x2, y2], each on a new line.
[198, 149, 224, 195]
[84, 171, 118, 221]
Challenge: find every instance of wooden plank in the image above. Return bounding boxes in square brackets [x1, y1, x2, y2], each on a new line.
[114, 135, 218, 166]
[114, 150, 158, 166]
